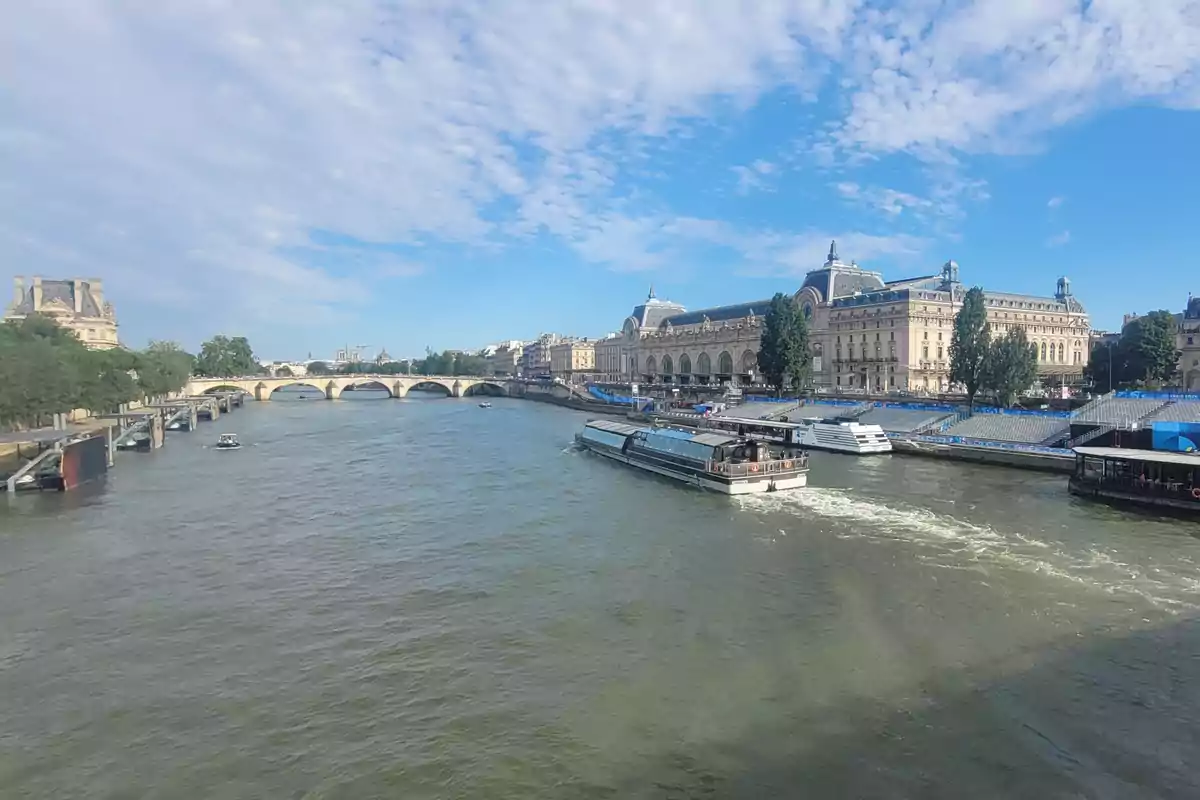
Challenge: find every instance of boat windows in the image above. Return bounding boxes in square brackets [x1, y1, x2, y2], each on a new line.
[639, 430, 716, 463]
[580, 428, 629, 449]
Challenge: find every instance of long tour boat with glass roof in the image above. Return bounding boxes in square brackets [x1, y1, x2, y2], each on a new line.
[575, 419, 810, 494]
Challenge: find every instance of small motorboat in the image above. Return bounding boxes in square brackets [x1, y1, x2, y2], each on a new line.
[478, 402, 493, 408]
[215, 433, 242, 450]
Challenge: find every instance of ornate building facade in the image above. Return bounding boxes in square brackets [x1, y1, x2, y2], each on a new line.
[6, 276, 120, 349]
[1175, 296, 1199, 390]
[620, 243, 1090, 392]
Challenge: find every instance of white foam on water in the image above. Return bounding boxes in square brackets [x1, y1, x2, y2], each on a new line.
[737, 488, 1200, 613]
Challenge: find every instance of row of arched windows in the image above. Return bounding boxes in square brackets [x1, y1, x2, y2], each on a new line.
[644, 350, 750, 375]
[1036, 341, 1084, 365]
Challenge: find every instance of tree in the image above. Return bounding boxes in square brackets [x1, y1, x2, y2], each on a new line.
[193, 335, 259, 378]
[949, 287, 991, 409]
[757, 293, 810, 393]
[1122, 310, 1179, 386]
[983, 327, 1039, 407]
[135, 341, 195, 400]
[275, 365, 294, 378]
[306, 361, 331, 376]
[1086, 340, 1126, 392]
[0, 337, 77, 429]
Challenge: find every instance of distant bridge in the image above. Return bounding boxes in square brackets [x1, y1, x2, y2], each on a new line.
[186, 374, 508, 400]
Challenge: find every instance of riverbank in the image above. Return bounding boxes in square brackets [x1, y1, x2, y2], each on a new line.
[890, 437, 1075, 473]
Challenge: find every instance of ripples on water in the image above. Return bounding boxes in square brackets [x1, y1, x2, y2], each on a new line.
[1, 395, 1198, 798]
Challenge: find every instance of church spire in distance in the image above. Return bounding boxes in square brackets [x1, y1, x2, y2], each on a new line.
[826, 240, 838, 265]
[647, 283, 656, 300]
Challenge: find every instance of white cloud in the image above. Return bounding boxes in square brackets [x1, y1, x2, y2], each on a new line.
[731, 159, 777, 194]
[832, 0, 1200, 159]
[1048, 195, 1065, 209]
[1047, 230, 1072, 247]
[3, 0, 1200, 346]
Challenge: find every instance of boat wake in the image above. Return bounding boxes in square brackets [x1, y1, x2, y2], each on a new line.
[737, 488, 1200, 613]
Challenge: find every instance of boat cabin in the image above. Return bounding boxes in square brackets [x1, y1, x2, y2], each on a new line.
[1071, 446, 1200, 513]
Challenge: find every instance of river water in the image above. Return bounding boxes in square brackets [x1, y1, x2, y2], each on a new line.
[2, 392, 1199, 799]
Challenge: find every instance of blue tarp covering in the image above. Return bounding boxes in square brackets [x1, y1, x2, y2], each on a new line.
[1151, 421, 1200, 452]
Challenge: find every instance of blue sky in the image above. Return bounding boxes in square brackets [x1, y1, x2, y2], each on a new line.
[3, 1, 1199, 360]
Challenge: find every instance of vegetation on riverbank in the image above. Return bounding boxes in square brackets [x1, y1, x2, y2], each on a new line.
[306, 349, 490, 377]
[0, 315, 195, 430]
[758, 293, 811, 393]
[951, 287, 1039, 407]
[1086, 310, 1180, 391]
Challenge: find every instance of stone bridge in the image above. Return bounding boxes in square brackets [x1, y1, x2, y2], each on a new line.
[186, 374, 509, 401]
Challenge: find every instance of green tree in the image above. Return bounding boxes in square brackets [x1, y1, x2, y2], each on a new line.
[275, 365, 294, 378]
[194, 335, 259, 378]
[0, 337, 77, 429]
[135, 341, 195, 400]
[306, 360, 331, 376]
[1122, 311, 1179, 386]
[1085, 340, 1127, 392]
[949, 287, 991, 409]
[757, 293, 810, 393]
[983, 327, 1039, 407]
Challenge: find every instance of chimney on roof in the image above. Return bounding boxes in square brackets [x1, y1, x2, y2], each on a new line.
[31, 276, 43, 310]
[12, 276, 24, 306]
[89, 278, 104, 311]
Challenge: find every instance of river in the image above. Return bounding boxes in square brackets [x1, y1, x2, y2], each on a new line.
[1, 392, 1198, 798]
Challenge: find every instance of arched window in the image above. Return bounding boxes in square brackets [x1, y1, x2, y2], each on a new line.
[718, 351, 733, 375]
[679, 354, 692, 375]
[645, 355, 657, 375]
[696, 352, 712, 375]
[1058, 342, 1064, 363]
[741, 350, 756, 373]
[661, 355, 673, 375]
[1040, 342, 1047, 361]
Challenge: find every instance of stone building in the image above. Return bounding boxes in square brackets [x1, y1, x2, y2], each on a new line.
[486, 342, 524, 377]
[549, 339, 595, 379]
[1179, 296, 1200, 390]
[621, 242, 1090, 393]
[5, 276, 120, 349]
[593, 333, 624, 382]
[521, 333, 563, 376]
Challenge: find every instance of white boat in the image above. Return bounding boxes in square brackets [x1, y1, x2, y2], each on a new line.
[215, 433, 241, 450]
[575, 419, 809, 495]
[792, 416, 892, 454]
[478, 402, 492, 408]
[652, 413, 891, 455]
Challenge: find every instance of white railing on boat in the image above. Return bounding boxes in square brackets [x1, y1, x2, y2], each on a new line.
[705, 455, 808, 478]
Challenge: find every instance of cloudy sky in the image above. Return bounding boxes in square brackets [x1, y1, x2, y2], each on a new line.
[3, 0, 1199, 359]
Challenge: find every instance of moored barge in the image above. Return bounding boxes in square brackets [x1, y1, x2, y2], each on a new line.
[1069, 446, 1200, 515]
[575, 419, 809, 494]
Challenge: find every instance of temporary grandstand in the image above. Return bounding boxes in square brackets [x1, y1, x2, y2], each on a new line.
[715, 400, 801, 421]
[854, 406, 957, 434]
[942, 413, 1072, 445]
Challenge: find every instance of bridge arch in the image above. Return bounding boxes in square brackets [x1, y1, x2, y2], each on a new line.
[405, 380, 455, 397]
[462, 381, 507, 397]
[201, 384, 254, 396]
[333, 379, 394, 399]
[265, 380, 330, 399]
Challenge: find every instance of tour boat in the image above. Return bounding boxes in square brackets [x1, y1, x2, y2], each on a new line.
[479, 402, 493, 408]
[215, 433, 242, 450]
[651, 412, 891, 455]
[575, 419, 809, 495]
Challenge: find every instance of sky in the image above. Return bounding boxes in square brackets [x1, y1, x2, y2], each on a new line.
[3, 1, 1200, 361]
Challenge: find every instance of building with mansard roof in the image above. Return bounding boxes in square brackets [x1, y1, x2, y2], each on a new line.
[619, 242, 1090, 393]
[5, 276, 120, 350]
